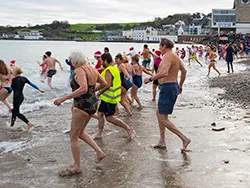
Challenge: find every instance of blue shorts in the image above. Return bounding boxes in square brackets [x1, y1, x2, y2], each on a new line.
[158, 82, 179, 115]
[142, 59, 151, 68]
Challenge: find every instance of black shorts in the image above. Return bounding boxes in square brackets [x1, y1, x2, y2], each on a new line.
[98, 100, 116, 117]
[47, 70, 57, 78]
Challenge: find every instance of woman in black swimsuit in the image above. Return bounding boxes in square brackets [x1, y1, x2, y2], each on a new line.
[0, 60, 13, 112]
[11, 66, 44, 131]
[115, 53, 132, 116]
[54, 51, 107, 177]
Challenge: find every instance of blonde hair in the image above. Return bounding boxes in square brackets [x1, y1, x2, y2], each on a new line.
[69, 51, 88, 66]
[13, 66, 23, 76]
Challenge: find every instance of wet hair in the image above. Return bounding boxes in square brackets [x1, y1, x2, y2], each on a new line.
[144, 44, 148, 49]
[0, 60, 8, 75]
[104, 47, 109, 52]
[160, 38, 174, 49]
[68, 51, 88, 66]
[132, 54, 140, 63]
[13, 66, 23, 76]
[45, 51, 52, 57]
[101, 53, 113, 64]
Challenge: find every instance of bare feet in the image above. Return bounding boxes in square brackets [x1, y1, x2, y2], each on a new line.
[59, 167, 82, 177]
[95, 151, 105, 164]
[92, 133, 102, 140]
[181, 138, 191, 153]
[127, 127, 136, 140]
[152, 98, 156, 102]
[153, 144, 167, 149]
[27, 122, 33, 132]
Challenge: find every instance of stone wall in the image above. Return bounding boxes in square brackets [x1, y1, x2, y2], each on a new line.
[236, 0, 250, 23]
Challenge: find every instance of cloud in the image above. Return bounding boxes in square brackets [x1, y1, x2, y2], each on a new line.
[0, 0, 234, 26]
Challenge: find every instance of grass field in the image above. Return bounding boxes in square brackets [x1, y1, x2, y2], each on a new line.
[70, 22, 140, 31]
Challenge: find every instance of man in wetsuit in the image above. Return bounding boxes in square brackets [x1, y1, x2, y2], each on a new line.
[44, 51, 63, 88]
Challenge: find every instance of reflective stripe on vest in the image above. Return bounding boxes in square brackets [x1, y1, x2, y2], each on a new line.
[100, 66, 121, 104]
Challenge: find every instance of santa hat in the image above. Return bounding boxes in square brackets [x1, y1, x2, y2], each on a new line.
[10, 60, 16, 66]
[94, 51, 102, 57]
[154, 50, 161, 58]
[129, 47, 134, 51]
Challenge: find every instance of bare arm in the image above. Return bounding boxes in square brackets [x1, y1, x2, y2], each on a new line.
[55, 58, 63, 71]
[178, 62, 187, 94]
[54, 68, 87, 105]
[97, 70, 112, 96]
[142, 66, 153, 76]
[95, 70, 107, 91]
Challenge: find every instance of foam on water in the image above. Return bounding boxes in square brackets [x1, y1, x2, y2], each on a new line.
[0, 141, 28, 153]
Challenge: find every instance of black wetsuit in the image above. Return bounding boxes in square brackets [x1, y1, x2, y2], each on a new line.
[11, 76, 39, 126]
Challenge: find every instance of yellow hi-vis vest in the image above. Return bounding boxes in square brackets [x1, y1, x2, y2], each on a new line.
[100, 66, 121, 104]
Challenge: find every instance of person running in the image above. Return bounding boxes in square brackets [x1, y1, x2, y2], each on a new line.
[188, 45, 202, 66]
[37, 55, 48, 83]
[54, 51, 107, 177]
[0, 60, 13, 112]
[93, 53, 135, 139]
[151, 50, 162, 101]
[180, 48, 186, 60]
[115, 53, 132, 116]
[44, 51, 63, 88]
[225, 43, 234, 73]
[11, 66, 44, 131]
[144, 38, 191, 152]
[207, 47, 220, 77]
[141, 44, 151, 69]
[131, 54, 153, 108]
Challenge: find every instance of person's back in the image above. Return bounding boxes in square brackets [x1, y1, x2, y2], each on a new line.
[46, 56, 57, 70]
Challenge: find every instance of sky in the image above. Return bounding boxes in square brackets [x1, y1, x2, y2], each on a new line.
[0, 0, 234, 26]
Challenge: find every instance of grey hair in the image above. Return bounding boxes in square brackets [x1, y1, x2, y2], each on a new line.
[160, 38, 174, 49]
[69, 51, 88, 66]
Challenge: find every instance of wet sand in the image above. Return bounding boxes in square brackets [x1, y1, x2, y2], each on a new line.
[1, 59, 250, 188]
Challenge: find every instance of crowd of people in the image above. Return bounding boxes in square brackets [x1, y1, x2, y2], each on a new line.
[1, 38, 249, 177]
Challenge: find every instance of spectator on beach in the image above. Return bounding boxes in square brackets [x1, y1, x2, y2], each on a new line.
[10, 60, 16, 70]
[0, 60, 13, 112]
[144, 38, 191, 152]
[44, 51, 63, 88]
[104, 47, 109, 54]
[226, 43, 234, 73]
[11, 66, 44, 131]
[54, 51, 107, 176]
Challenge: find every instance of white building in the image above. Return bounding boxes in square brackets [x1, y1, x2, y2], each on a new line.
[147, 35, 178, 42]
[122, 29, 133, 39]
[133, 26, 157, 41]
[211, 9, 236, 30]
[18, 30, 43, 40]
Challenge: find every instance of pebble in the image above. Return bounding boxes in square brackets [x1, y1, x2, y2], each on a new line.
[223, 160, 229, 164]
[211, 122, 216, 126]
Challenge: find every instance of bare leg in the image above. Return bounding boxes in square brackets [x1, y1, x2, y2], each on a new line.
[79, 116, 105, 164]
[213, 66, 221, 76]
[154, 111, 166, 148]
[132, 86, 142, 108]
[207, 66, 211, 76]
[1, 99, 12, 112]
[93, 112, 105, 139]
[120, 87, 132, 116]
[106, 116, 134, 139]
[27, 122, 34, 132]
[47, 77, 53, 89]
[157, 112, 191, 151]
[152, 84, 157, 101]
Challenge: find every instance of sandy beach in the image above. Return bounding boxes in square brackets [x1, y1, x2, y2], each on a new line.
[1, 58, 250, 188]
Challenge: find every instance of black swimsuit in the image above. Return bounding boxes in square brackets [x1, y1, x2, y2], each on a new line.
[70, 68, 98, 115]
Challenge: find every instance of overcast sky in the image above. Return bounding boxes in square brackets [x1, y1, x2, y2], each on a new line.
[0, 0, 234, 26]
